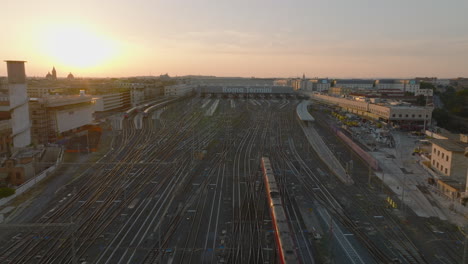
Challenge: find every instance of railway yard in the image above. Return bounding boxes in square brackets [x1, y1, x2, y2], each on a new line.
[0, 97, 465, 263]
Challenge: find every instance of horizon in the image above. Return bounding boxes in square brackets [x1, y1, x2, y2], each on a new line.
[1, 0, 467, 78]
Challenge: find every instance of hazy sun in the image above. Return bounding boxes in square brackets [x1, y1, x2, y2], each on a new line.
[42, 25, 117, 68]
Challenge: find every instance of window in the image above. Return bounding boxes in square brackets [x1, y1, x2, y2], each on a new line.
[405, 114, 408, 117]
[432, 160, 435, 165]
[440, 165, 443, 171]
[438, 150, 440, 156]
[412, 114, 415, 118]
[445, 168, 448, 174]
[419, 114, 422, 118]
[442, 153, 444, 158]
[446, 156, 449, 161]
[399, 114, 402, 117]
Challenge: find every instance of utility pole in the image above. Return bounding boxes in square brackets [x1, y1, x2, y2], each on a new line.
[381, 170, 385, 193]
[463, 223, 468, 264]
[368, 165, 372, 187]
[71, 217, 78, 264]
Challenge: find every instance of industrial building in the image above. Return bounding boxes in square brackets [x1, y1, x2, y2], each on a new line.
[29, 92, 94, 145]
[335, 79, 375, 89]
[0, 61, 31, 149]
[308, 93, 433, 127]
[306, 79, 331, 92]
[93, 93, 129, 112]
[375, 79, 421, 93]
[165, 84, 195, 96]
[27, 86, 53, 98]
[199, 85, 295, 97]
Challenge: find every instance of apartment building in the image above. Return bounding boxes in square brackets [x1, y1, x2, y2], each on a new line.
[430, 136, 468, 182]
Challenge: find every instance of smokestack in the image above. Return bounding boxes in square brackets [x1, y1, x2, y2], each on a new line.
[5, 60, 27, 84]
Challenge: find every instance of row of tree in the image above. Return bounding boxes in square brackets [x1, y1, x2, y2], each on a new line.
[432, 86, 468, 133]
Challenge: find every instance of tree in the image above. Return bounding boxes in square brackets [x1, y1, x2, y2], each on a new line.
[0, 187, 15, 198]
[416, 95, 426, 106]
[420, 82, 436, 90]
[432, 109, 451, 128]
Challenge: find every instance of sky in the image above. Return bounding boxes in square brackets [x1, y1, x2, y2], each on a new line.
[1, 0, 468, 78]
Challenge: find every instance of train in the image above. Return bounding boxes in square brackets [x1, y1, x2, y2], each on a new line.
[141, 97, 188, 117]
[123, 96, 189, 118]
[261, 157, 299, 264]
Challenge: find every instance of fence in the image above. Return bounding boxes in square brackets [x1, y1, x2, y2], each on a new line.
[329, 125, 380, 171]
[0, 148, 64, 207]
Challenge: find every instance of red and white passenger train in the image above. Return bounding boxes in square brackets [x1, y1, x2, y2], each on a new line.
[261, 157, 299, 264]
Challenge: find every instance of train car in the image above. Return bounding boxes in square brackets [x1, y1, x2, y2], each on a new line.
[123, 106, 139, 118]
[261, 157, 299, 264]
[142, 97, 188, 118]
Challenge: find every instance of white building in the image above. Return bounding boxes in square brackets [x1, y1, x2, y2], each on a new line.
[93, 93, 127, 112]
[306, 79, 330, 92]
[1, 61, 31, 148]
[30, 93, 94, 144]
[414, 88, 434, 97]
[335, 79, 375, 89]
[375, 79, 405, 90]
[309, 93, 433, 124]
[430, 136, 468, 181]
[165, 84, 194, 96]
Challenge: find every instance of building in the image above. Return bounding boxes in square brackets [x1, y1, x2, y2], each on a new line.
[0, 61, 32, 149]
[45, 66, 57, 80]
[114, 80, 165, 106]
[67, 72, 74, 80]
[375, 79, 406, 90]
[273, 79, 292, 87]
[414, 88, 433, 97]
[335, 79, 375, 89]
[416, 77, 437, 85]
[27, 86, 53, 98]
[375, 79, 421, 93]
[0, 158, 25, 186]
[165, 84, 194, 96]
[328, 87, 352, 96]
[306, 79, 330, 92]
[29, 92, 94, 145]
[93, 93, 129, 112]
[430, 135, 468, 181]
[428, 135, 468, 201]
[308, 93, 433, 127]
[450, 78, 468, 89]
[0, 120, 12, 157]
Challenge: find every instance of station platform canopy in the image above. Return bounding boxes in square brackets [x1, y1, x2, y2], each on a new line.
[296, 100, 315, 122]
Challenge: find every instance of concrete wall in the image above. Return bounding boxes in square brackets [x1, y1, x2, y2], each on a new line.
[9, 83, 31, 148]
[0, 148, 63, 207]
[451, 153, 468, 182]
[94, 93, 125, 112]
[55, 105, 93, 133]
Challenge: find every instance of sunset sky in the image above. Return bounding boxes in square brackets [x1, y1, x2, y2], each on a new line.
[1, 0, 467, 78]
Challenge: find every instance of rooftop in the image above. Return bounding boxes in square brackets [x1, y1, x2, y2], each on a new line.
[296, 101, 315, 121]
[336, 79, 375, 84]
[430, 138, 468, 152]
[30, 94, 93, 107]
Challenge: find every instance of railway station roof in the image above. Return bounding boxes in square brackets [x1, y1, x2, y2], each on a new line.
[296, 100, 315, 121]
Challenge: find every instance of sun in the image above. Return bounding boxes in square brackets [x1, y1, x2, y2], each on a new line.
[41, 25, 117, 69]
